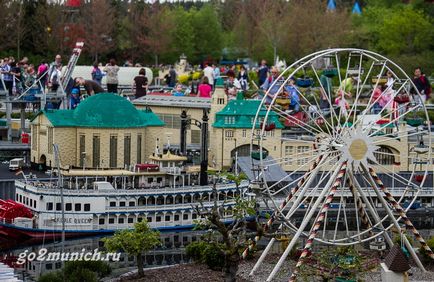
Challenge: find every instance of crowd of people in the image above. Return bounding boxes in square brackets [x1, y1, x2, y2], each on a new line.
[0, 54, 432, 116]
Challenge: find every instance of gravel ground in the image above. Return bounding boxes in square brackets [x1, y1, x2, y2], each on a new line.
[111, 254, 434, 282]
[237, 253, 434, 282]
[113, 263, 252, 282]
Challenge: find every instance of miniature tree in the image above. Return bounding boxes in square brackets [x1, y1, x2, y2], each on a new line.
[103, 220, 160, 277]
[192, 171, 260, 282]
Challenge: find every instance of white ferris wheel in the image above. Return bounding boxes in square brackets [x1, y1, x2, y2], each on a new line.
[247, 48, 434, 281]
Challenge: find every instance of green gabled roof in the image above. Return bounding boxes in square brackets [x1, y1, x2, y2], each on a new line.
[213, 99, 283, 129]
[38, 93, 164, 128]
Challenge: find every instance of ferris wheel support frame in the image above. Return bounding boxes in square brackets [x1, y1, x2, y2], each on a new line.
[249, 48, 433, 281]
[361, 165, 427, 271]
[347, 170, 394, 248]
[265, 162, 345, 282]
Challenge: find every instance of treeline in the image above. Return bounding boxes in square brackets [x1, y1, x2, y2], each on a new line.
[0, 0, 433, 73]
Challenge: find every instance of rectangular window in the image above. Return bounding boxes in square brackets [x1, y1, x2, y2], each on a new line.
[156, 216, 161, 222]
[165, 215, 171, 221]
[109, 201, 116, 207]
[137, 134, 142, 164]
[84, 204, 90, 211]
[146, 217, 152, 222]
[124, 135, 131, 166]
[156, 114, 183, 129]
[47, 127, 53, 153]
[92, 135, 100, 168]
[120, 202, 126, 207]
[129, 201, 135, 206]
[191, 130, 200, 144]
[65, 203, 72, 211]
[118, 218, 124, 224]
[75, 203, 81, 211]
[174, 214, 180, 221]
[110, 135, 118, 168]
[285, 146, 294, 165]
[99, 218, 105, 225]
[128, 218, 134, 223]
[183, 214, 188, 220]
[225, 130, 234, 138]
[242, 129, 247, 137]
[32, 125, 37, 150]
[79, 135, 85, 167]
[109, 218, 115, 224]
[297, 146, 310, 165]
[46, 202, 53, 211]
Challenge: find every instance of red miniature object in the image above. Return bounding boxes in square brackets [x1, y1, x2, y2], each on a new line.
[21, 132, 29, 144]
[260, 122, 276, 131]
[135, 163, 159, 172]
[376, 119, 390, 125]
[0, 199, 32, 222]
[316, 118, 325, 125]
[414, 174, 424, 183]
[285, 112, 308, 127]
[65, 0, 81, 7]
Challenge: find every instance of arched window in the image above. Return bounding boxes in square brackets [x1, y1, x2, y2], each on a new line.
[370, 146, 395, 165]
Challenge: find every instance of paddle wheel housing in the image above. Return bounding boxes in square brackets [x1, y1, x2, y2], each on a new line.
[0, 199, 33, 223]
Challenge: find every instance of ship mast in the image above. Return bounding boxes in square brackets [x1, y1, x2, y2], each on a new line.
[53, 144, 65, 255]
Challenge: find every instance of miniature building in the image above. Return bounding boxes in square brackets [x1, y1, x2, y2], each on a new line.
[209, 89, 284, 169]
[133, 94, 210, 152]
[30, 93, 164, 169]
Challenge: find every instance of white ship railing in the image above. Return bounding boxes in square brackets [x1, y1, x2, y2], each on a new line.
[105, 200, 236, 212]
[15, 180, 249, 196]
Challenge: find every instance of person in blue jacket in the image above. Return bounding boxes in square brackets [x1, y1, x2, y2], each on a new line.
[70, 88, 81, 109]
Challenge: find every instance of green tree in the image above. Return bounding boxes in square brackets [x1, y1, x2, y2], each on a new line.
[193, 171, 259, 282]
[167, 7, 195, 63]
[376, 6, 433, 56]
[190, 4, 223, 62]
[103, 220, 160, 277]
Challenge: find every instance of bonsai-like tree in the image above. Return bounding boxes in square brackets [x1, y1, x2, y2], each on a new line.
[103, 220, 160, 277]
[192, 171, 260, 282]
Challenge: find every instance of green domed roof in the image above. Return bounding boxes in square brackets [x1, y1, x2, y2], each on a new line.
[39, 93, 164, 128]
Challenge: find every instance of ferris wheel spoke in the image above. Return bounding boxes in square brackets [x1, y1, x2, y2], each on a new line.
[366, 82, 413, 127]
[362, 165, 434, 266]
[309, 63, 337, 138]
[334, 52, 354, 131]
[368, 159, 421, 190]
[263, 147, 325, 168]
[291, 85, 334, 136]
[270, 104, 324, 136]
[280, 136, 318, 144]
[371, 128, 427, 144]
[282, 158, 342, 219]
[342, 52, 365, 127]
[289, 162, 348, 282]
[352, 79, 409, 132]
[347, 170, 394, 247]
[265, 153, 328, 192]
[368, 104, 422, 138]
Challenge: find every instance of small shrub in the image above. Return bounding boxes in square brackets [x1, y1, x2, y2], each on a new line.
[203, 243, 225, 270]
[186, 241, 208, 262]
[186, 241, 225, 270]
[64, 260, 111, 278]
[38, 271, 63, 282]
[419, 236, 434, 264]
